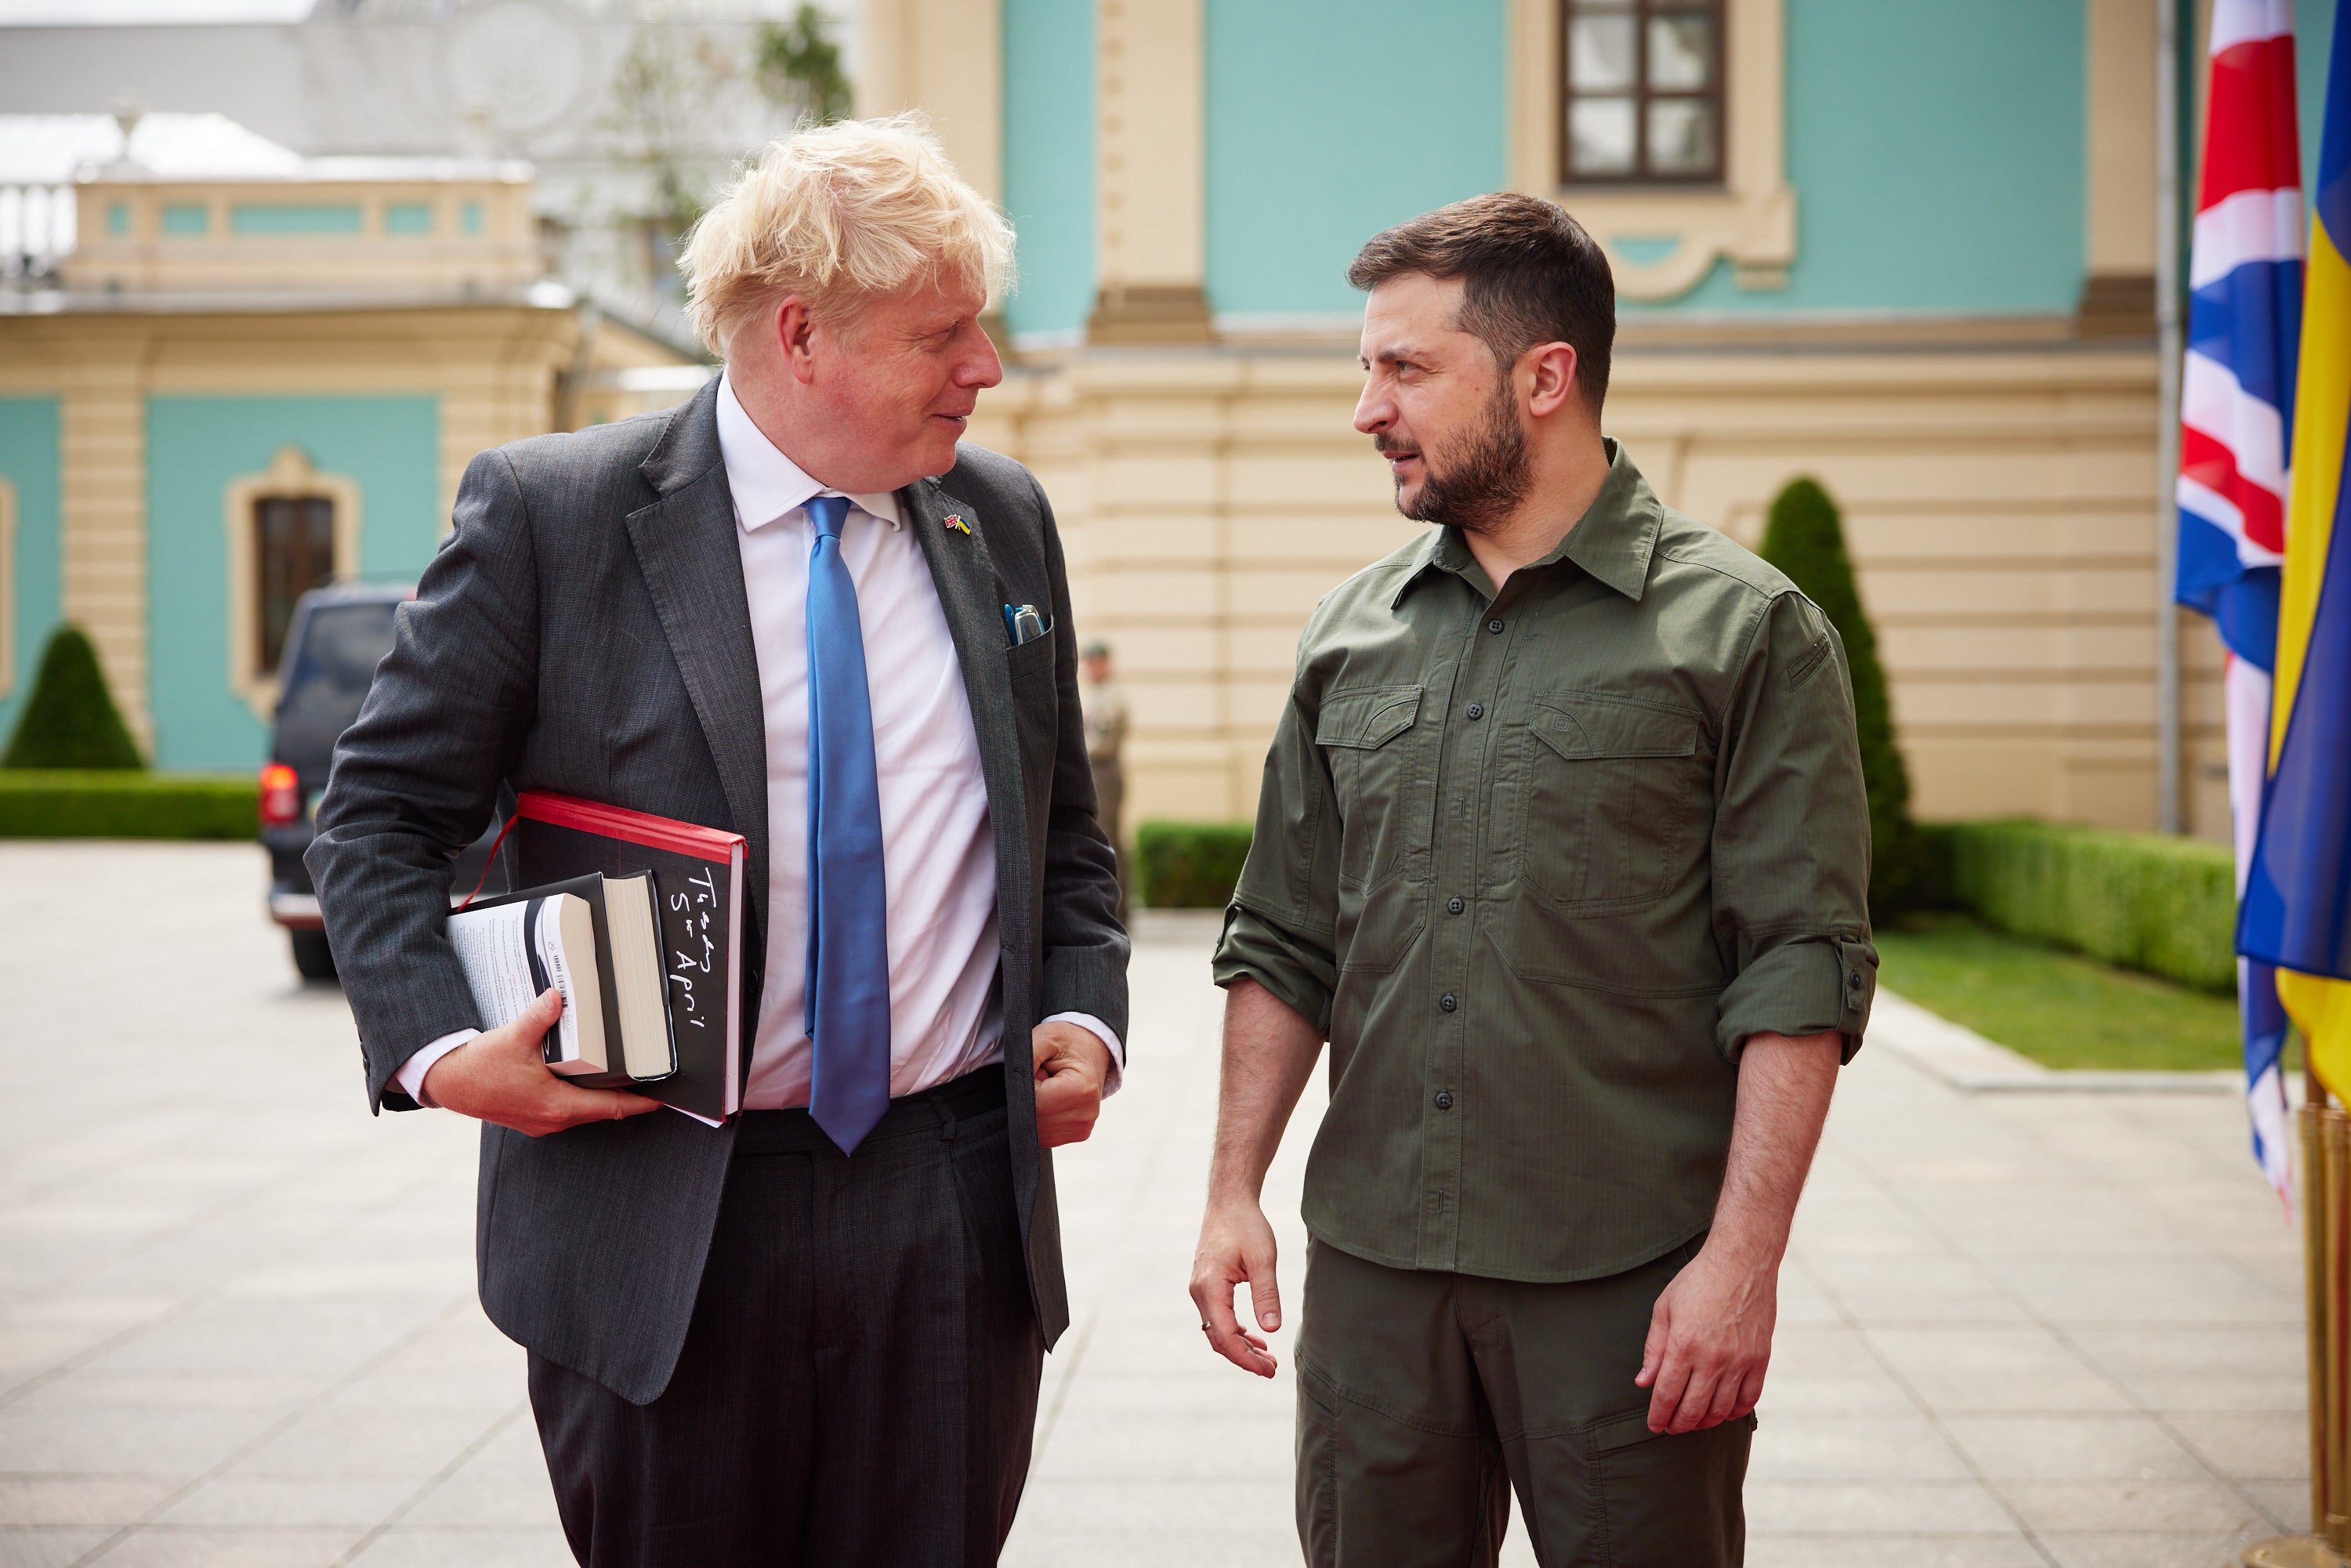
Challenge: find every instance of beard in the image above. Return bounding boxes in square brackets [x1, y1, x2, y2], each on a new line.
[1382, 383, 1531, 534]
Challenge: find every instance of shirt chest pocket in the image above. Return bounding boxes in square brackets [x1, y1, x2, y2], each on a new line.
[1516, 693, 1704, 910]
[1316, 684, 1428, 892]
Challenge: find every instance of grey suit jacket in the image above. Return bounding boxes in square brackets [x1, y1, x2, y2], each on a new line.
[308, 378, 1128, 1404]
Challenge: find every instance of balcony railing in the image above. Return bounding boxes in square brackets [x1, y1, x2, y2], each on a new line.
[1, 184, 74, 284]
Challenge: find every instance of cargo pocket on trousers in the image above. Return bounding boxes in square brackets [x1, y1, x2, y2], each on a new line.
[1583, 1408, 1755, 1568]
[1296, 1367, 1340, 1567]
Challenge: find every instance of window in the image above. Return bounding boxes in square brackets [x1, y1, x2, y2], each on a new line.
[224, 446, 360, 718]
[1559, 0, 1724, 184]
[1510, 0, 1788, 299]
[252, 495, 337, 675]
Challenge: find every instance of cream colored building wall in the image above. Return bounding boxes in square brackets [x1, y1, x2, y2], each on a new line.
[857, 0, 1004, 203]
[2085, 0, 2158, 277]
[1094, 0, 1204, 299]
[56, 350, 150, 750]
[67, 177, 540, 298]
[969, 341, 2214, 841]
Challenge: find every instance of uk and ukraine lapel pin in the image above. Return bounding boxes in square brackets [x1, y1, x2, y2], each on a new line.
[942, 511, 973, 536]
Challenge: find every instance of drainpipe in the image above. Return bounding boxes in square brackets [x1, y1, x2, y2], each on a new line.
[2155, 0, 2184, 835]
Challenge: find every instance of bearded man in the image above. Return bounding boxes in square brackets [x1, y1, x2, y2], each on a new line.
[1187, 194, 1877, 1566]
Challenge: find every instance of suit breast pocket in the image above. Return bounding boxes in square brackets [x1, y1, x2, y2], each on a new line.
[1006, 625, 1057, 687]
[1516, 693, 1703, 910]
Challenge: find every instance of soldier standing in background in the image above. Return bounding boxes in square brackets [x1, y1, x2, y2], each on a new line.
[1081, 639, 1130, 915]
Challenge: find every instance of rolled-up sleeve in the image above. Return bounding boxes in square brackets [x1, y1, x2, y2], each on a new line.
[1710, 591, 1878, 1063]
[1211, 671, 1341, 1036]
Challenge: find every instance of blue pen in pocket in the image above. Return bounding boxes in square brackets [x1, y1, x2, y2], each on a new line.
[1004, 603, 1049, 646]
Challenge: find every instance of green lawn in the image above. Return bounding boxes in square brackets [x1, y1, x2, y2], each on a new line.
[1874, 914, 2251, 1073]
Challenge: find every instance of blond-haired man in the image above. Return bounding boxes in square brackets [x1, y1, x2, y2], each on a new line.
[310, 118, 1127, 1565]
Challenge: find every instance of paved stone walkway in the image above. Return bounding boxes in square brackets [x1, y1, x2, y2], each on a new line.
[0, 843, 2312, 1567]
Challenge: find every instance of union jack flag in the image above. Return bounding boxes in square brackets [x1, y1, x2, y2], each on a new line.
[2175, 0, 2302, 1202]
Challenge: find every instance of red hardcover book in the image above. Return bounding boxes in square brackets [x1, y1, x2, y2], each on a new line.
[509, 791, 748, 1124]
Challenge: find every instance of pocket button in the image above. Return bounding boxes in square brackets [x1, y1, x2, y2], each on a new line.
[1439, 993, 1458, 1012]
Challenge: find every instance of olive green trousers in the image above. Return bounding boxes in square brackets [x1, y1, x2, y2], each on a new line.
[1295, 1237, 1753, 1568]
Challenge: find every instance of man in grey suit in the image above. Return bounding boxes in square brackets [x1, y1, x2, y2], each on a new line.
[309, 118, 1127, 1566]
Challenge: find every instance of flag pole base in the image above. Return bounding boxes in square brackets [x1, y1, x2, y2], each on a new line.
[2242, 1536, 2349, 1567]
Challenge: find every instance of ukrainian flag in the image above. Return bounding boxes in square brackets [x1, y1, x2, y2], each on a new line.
[2241, 1, 2351, 1095]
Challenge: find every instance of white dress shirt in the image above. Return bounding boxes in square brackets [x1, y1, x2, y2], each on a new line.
[394, 374, 1120, 1109]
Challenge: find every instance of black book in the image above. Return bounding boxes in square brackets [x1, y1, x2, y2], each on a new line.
[449, 871, 674, 1090]
[502, 790, 749, 1124]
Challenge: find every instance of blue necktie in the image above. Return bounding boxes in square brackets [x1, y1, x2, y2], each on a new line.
[802, 494, 892, 1153]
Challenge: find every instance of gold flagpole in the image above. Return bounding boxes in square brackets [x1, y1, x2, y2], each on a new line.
[2313, 1102, 2335, 1540]
[2246, 1084, 2351, 1568]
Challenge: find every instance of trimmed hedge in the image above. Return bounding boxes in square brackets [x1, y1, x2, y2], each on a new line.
[0, 771, 259, 839]
[1757, 477, 1929, 918]
[3, 625, 143, 770]
[1136, 820, 1253, 909]
[1932, 818, 2236, 994]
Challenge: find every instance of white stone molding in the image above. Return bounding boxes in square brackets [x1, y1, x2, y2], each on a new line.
[224, 444, 360, 720]
[1089, 0, 1212, 343]
[1508, 0, 1794, 301]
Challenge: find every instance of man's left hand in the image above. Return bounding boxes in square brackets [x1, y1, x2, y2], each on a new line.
[1032, 1021, 1110, 1148]
[1634, 1240, 1778, 1434]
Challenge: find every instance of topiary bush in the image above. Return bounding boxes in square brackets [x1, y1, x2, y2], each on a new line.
[1757, 477, 1929, 918]
[1136, 820, 1254, 908]
[3, 625, 143, 770]
[1940, 817, 2236, 994]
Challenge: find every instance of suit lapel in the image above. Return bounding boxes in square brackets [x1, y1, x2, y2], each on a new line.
[902, 476, 1034, 970]
[625, 382, 772, 925]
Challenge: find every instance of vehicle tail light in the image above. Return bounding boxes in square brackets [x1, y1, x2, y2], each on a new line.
[259, 762, 302, 827]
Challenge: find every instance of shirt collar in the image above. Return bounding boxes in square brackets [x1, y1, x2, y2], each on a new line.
[714, 371, 904, 534]
[1393, 439, 1661, 607]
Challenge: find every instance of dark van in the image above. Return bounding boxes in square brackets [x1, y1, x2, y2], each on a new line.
[261, 583, 502, 979]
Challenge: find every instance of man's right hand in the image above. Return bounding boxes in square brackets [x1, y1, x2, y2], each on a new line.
[1190, 1197, 1283, 1378]
[420, 988, 664, 1137]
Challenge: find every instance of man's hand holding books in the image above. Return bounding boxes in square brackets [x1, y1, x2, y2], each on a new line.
[422, 987, 664, 1138]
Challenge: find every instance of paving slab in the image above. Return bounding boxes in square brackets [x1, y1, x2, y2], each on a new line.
[0, 844, 2316, 1566]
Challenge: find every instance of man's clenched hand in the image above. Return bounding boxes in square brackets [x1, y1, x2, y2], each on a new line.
[1032, 1020, 1110, 1147]
[420, 988, 664, 1137]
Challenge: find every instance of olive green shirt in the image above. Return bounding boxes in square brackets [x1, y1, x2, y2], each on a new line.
[1212, 442, 1877, 1283]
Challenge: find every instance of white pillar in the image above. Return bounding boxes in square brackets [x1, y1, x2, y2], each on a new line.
[1086, 0, 1212, 344]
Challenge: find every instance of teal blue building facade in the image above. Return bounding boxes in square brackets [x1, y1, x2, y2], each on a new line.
[933, 0, 2349, 832]
[0, 397, 63, 755]
[143, 395, 442, 770]
[991, 0, 2341, 339]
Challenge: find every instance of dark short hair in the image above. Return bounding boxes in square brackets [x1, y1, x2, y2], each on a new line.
[1347, 193, 1615, 412]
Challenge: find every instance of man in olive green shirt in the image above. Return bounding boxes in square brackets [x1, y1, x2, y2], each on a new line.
[1189, 195, 1876, 1566]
